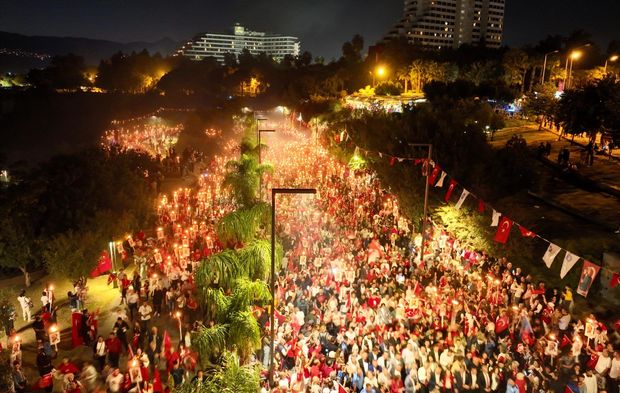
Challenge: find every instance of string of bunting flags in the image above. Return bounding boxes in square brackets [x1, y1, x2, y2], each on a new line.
[336, 130, 620, 297]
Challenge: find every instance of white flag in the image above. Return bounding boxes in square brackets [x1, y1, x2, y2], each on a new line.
[491, 210, 501, 227]
[435, 172, 447, 187]
[542, 243, 561, 268]
[560, 251, 580, 279]
[455, 190, 470, 210]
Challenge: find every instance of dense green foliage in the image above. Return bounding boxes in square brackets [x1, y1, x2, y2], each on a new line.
[0, 149, 156, 283]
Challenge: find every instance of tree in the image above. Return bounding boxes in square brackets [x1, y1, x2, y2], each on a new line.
[342, 34, 364, 63]
[502, 48, 530, 93]
[173, 351, 260, 393]
[26, 54, 87, 89]
[375, 81, 402, 96]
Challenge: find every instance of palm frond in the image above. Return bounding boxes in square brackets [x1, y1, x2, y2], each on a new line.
[237, 239, 271, 280]
[229, 278, 271, 312]
[227, 311, 261, 363]
[196, 250, 241, 292]
[216, 209, 258, 246]
[193, 323, 229, 367]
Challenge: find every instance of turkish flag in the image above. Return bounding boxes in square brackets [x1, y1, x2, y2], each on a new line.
[478, 199, 485, 213]
[390, 157, 396, 166]
[428, 164, 441, 185]
[560, 335, 572, 349]
[495, 315, 509, 334]
[518, 225, 536, 238]
[493, 216, 513, 244]
[445, 180, 457, 202]
[610, 273, 620, 288]
[338, 383, 347, 393]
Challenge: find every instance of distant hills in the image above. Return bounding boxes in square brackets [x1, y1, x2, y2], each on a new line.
[0, 31, 180, 73]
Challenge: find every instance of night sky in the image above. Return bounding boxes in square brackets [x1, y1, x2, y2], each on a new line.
[1, 0, 618, 59]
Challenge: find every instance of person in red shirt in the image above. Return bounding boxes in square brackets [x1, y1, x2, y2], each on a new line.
[57, 357, 79, 375]
[106, 332, 122, 368]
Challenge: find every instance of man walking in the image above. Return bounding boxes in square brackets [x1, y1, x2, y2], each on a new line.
[17, 290, 33, 322]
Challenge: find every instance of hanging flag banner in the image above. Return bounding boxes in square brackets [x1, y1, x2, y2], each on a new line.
[435, 172, 447, 188]
[491, 209, 501, 227]
[610, 272, 620, 289]
[390, 157, 396, 166]
[455, 189, 470, 210]
[542, 243, 561, 268]
[478, 199, 485, 213]
[518, 226, 536, 238]
[576, 261, 600, 297]
[428, 165, 441, 185]
[493, 216, 513, 244]
[560, 251, 580, 279]
[445, 180, 457, 202]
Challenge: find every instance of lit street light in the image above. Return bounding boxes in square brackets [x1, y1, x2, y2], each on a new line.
[372, 65, 388, 88]
[269, 188, 316, 387]
[604, 55, 619, 74]
[563, 44, 590, 90]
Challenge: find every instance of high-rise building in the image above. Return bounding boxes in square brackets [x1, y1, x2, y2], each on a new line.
[177, 24, 300, 63]
[382, 0, 505, 49]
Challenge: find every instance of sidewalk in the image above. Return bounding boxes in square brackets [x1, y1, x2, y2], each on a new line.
[492, 123, 620, 191]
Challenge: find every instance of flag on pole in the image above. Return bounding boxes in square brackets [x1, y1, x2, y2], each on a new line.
[455, 190, 470, 210]
[542, 243, 561, 268]
[610, 272, 620, 288]
[491, 209, 501, 227]
[576, 261, 600, 297]
[428, 165, 441, 185]
[560, 252, 580, 279]
[435, 171, 447, 187]
[445, 180, 457, 202]
[493, 216, 513, 244]
[518, 225, 536, 238]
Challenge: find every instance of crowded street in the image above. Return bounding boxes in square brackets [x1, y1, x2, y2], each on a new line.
[4, 109, 620, 393]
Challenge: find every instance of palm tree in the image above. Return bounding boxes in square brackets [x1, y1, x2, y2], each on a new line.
[223, 154, 273, 208]
[397, 66, 410, 94]
[173, 351, 260, 393]
[193, 278, 271, 364]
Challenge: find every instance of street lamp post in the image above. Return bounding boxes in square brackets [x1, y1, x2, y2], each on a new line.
[604, 55, 619, 74]
[409, 143, 433, 271]
[541, 50, 559, 85]
[258, 129, 276, 200]
[372, 66, 387, 88]
[563, 44, 590, 90]
[269, 188, 316, 387]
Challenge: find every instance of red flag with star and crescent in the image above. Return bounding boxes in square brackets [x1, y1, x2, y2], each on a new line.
[444, 180, 457, 202]
[493, 216, 513, 244]
[518, 225, 536, 238]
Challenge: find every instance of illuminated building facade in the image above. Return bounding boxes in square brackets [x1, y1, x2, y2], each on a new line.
[382, 0, 504, 49]
[177, 24, 300, 63]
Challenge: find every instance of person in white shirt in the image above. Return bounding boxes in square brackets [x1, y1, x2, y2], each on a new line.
[17, 290, 32, 321]
[80, 361, 98, 392]
[94, 335, 107, 370]
[40, 291, 50, 312]
[106, 368, 124, 393]
[595, 350, 612, 376]
[609, 350, 620, 393]
[584, 369, 597, 393]
[138, 302, 152, 331]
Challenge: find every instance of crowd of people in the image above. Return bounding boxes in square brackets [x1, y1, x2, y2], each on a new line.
[4, 114, 620, 393]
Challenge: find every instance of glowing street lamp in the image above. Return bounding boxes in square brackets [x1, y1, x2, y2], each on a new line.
[372, 65, 388, 88]
[563, 44, 590, 89]
[604, 55, 619, 74]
